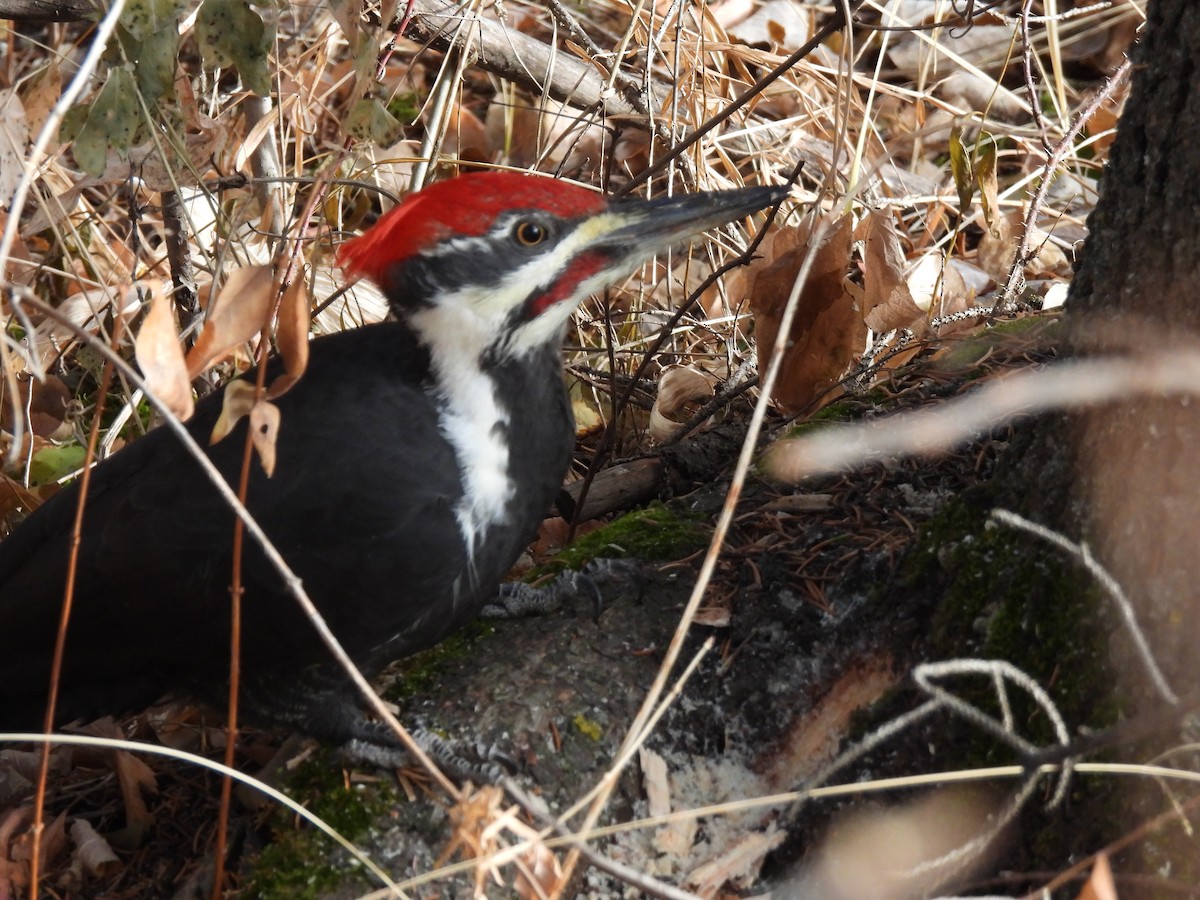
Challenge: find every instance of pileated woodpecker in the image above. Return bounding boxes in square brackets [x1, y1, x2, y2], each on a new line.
[0, 172, 784, 751]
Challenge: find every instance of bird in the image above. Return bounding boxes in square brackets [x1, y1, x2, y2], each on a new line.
[0, 171, 785, 755]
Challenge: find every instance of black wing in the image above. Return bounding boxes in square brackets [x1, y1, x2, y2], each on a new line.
[0, 322, 470, 728]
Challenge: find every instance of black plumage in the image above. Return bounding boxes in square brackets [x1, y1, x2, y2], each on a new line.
[0, 322, 570, 741]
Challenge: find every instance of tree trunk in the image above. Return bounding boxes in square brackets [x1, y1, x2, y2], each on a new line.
[1058, 0, 1200, 698]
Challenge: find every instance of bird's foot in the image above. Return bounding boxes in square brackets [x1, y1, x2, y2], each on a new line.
[482, 558, 643, 620]
[341, 721, 517, 784]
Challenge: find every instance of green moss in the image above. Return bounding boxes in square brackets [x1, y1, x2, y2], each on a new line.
[776, 397, 865, 441]
[936, 316, 1062, 374]
[903, 488, 1120, 763]
[245, 749, 397, 899]
[384, 91, 420, 124]
[383, 618, 495, 703]
[572, 713, 603, 741]
[549, 504, 709, 572]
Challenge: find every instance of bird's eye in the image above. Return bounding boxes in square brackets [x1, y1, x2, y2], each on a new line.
[513, 220, 548, 246]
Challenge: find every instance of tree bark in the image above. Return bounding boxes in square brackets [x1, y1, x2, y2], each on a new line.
[1058, 0, 1200, 697]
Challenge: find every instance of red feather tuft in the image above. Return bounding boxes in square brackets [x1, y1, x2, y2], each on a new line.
[338, 172, 606, 288]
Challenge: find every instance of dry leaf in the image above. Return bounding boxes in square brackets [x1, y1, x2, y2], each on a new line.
[113, 749, 157, 834]
[69, 819, 121, 878]
[10, 810, 67, 872]
[859, 211, 922, 334]
[19, 60, 60, 142]
[975, 138, 1002, 238]
[976, 209, 1015, 281]
[0, 372, 74, 440]
[268, 268, 311, 400]
[485, 96, 605, 174]
[249, 400, 281, 477]
[135, 284, 194, 421]
[977, 209, 1070, 282]
[0, 475, 43, 522]
[742, 215, 860, 413]
[209, 380, 258, 446]
[185, 264, 275, 378]
[906, 253, 973, 319]
[948, 126, 974, 216]
[0, 89, 29, 213]
[32, 287, 142, 359]
[441, 102, 491, 164]
[649, 366, 713, 441]
[1076, 853, 1118, 900]
[692, 606, 731, 627]
[0, 210, 36, 286]
[726, 0, 811, 49]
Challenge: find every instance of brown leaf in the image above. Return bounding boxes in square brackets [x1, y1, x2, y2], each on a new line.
[0, 372, 74, 440]
[10, 810, 67, 873]
[209, 380, 258, 446]
[859, 210, 922, 333]
[649, 366, 713, 441]
[268, 268, 311, 400]
[185, 264, 275, 378]
[1076, 853, 1118, 900]
[112, 749, 158, 834]
[0, 211, 36, 286]
[441, 102, 491, 164]
[0, 474, 43, 522]
[249, 400, 281, 478]
[135, 283, 195, 421]
[69, 819, 121, 878]
[976, 137, 1002, 238]
[742, 215, 860, 412]
[976, 209, 1015, 281]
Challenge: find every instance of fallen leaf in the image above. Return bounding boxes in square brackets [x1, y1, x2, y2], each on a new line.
[440, 102, 491, 163]
[649, 366, 713, 441]
[0, 475, 44, 524]
[741, 214, 860, 412]
[69, 819, 121, 878]
[807, 789, 998, 899]
[0, 372, 74, 440]
[859, 210, 922, 334]
[514, 842, 562, 900]
[906, 252, 973, 321]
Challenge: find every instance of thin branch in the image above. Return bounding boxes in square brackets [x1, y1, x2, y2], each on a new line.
[405, 0, 667, 118]
[994, 58, 1132, 311]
